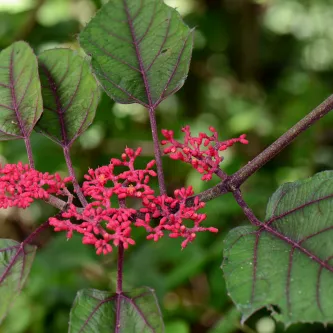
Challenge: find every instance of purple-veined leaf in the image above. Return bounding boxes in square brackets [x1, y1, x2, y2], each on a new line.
[222, 171, 333, 326]
[79, 0, 193, 108]
[0, 239, 36, 323]
[69, 287, 164, 333]
[0, 41, 42, 140]
[36, 49, 99, 147]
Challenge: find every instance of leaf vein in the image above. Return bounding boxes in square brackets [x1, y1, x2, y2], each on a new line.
[97, 70, 149, 107]
[266, 193, 333, 227]
[96, 21, 134, 45]
[121, 294, 157, 332]
[137, 0, 157, 44]
[86, 37, 141, 74]
[154, 31, 192, 107]
[146, 14, 171, 72]
[68, 89, 96, 146]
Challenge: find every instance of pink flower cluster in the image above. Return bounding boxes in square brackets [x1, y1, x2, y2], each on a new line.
[0, 126, 237, 255]
[136, 186, 217, 249]
[49, 147, 216, 255]
[0, 162, 71, 208]
[162, 126, 248, 180]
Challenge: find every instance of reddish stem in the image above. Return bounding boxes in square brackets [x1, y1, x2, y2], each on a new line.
[63, 146, 88, 207]
[30, 95, 333, 238]
[231, 188, 261, 226]
[24, 137, 35, 169]
[117, 242, 124, 294]
[187, 93, 333, 205]
[117, 198, 126, 294]
[148, 107, 166, 195]
[229, 93, 333, 188]
[23, 220, 50, 245]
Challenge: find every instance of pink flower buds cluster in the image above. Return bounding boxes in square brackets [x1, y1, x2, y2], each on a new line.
[0, 143, 224, 255]
[161, 126, 248, 180]
[50, 147, 155, 254]
[136, 186, 218, 249]
[0, 162, 71, 208]
[49, 147, 217, 255]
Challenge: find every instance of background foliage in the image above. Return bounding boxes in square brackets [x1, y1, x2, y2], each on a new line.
[0, 0, 333, 332]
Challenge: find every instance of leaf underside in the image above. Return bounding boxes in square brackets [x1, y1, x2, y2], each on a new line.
[69, 287, 164, 333]
[36, 49, 99, 147]
[0, 41, 42, 140]
[79, 0, 193, 107]
[0, 239, 36, 323]
[222, 171, 333, 326]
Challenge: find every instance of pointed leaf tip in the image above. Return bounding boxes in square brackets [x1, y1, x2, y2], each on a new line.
[0, 41, 42, 140]
[79, 0, 193, 108]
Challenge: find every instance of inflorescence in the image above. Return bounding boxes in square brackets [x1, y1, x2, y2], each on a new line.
[0, 162, 71, 209]
[162, 126, 248, 180]
[0, 127, 247, 255]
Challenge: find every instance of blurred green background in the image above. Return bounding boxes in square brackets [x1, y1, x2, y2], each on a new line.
[1, 0, 333, 332]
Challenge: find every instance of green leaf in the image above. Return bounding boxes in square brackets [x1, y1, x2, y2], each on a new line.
[69, 287, 164, 332]
[222, 171, 333, 326]
[36, 49, 99, 147]
[0, 41, 42, 140]
[208, 307, 241, 333]
[0, 239, 37, 323]
[79, 0, 193, 107]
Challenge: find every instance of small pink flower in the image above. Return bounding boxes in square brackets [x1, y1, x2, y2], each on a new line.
[162, 126, 248, 181]
[0, 162, 70, 209]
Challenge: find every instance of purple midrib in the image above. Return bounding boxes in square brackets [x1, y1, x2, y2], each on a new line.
[228, 190, 333, 318]
[39, 62, 68, 146]
[123, 0, 154, 109]
[77, 293, 159, 333]
[9, 47, 27, 138]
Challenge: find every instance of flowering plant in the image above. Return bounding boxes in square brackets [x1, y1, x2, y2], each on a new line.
[0, 0, 332, 331]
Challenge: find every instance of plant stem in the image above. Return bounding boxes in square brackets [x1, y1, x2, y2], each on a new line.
[24, 137, 35, 169]
[40, 94, 333, 228]
[63, 146, 88, 207]
[188, 93, 333, 205]
[229, 93, 333, 188]
[116, 198, 126, 295]
[23, 219, 51, 245]
[117, 242, 124, 294]
[43, 195, 69, 211]
[231, 188, 261, 226]
[186, 182, 230, 207]
[148, 107, 166, 195]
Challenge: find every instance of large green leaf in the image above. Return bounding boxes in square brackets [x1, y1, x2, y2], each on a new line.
[69, 287, 164, 332]
[208, 307, 241, 333]
[0, 239, 37, 323]
[36, 49, 99, 147]
[0, 41, 42, 140]
[222, 171, 333, 325]
[79, 0, 193, 107]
